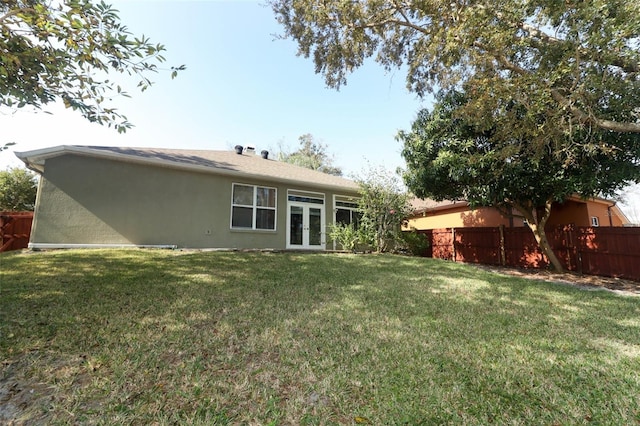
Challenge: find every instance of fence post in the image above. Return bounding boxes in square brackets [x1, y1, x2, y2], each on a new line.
[573, 225, 583, 275]
[0, 215, 11, 251]
[451, 228, 456, 262]
[499, 225, 506, 266]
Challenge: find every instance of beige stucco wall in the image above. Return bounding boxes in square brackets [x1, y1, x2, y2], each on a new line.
[547, 201, 590, 227]
[31, 154, 357, 249]
[585, 201, 628, 227]
[548, 199, 628, 227]
[406, 205, 515, 230]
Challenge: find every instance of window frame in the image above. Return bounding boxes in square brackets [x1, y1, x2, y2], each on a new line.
[333, 195, 360, 228]
[230, 183, 277, 231]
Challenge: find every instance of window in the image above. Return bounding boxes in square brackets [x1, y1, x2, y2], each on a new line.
[287, 190, 325, 205]
[231, 184, 276, 230]
[334, 196, 361, 228]
[591, 216, 600, 227]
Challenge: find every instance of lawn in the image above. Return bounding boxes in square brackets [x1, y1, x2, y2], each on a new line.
[1, 249, 639, 425]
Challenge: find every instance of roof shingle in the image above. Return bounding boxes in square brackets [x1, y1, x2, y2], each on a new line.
[18, 145, 359, 192]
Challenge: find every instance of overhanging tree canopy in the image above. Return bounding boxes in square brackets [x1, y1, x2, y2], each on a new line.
[270, 0, 640, 146]
[1, 0, 184, 132]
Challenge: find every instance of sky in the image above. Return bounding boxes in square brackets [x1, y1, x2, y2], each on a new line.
[0, 0, 426, 179]
[1, 0, 638, 220]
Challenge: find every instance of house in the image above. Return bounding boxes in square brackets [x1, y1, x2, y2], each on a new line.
[16, 145, 360, 250]
[406, 196, 630, 230]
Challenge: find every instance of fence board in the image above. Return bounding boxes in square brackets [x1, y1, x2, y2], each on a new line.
[430, 229, 453, 260]
[411, 225, 640, 281]
[502, 227, 546, 269]
[454, 227, 502, 265]
[577, 227, 640, 281]
[0, 212, 33, 252]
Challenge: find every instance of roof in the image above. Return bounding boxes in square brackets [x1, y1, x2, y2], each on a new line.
[16, 145, 359, 192]
[409, 197, 468, 215]
[408, 195, 628, 221]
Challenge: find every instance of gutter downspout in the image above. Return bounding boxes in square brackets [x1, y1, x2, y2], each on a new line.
[607, 202, 615, 227]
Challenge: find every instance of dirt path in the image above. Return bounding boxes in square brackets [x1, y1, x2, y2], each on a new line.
[475, 264, 640, 296]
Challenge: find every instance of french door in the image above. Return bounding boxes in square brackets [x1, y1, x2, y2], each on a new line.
[287, 202, 325, 249]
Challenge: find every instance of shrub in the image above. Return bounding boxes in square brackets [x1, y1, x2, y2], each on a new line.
[399, 228, 430, 256]
[355, 165, 413, 253]
[329, 222, 360, 252]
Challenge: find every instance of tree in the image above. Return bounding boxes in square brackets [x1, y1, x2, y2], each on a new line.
[399, 90, 640, 271]
[278, 134, 343, 176]
[0, 167, 38, 211]
[270, 0, 640, 153]
[355, 165, 412, 253]
[1, 0, 184, 133]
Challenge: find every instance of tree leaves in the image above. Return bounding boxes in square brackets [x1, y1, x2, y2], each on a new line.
[270, 0, 640, 135]
[0, 167, 38, 211]
[0, 0, 185, 132]
[278, 134, 343, 176]
[355, 165, 412, 253]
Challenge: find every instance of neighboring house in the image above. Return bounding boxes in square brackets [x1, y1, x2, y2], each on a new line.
[16, 145, 360, 250]
[407, 196, 629, 230]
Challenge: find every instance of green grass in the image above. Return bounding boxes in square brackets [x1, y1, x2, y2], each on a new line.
[1, 249, 639, 425]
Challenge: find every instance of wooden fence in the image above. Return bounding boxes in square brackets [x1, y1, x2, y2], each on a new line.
[1, 212, 33, 252]
[415, 225, 640, 281]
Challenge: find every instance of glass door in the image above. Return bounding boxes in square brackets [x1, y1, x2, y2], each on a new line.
[289, 205, 303, 246]
[287, 203, 325, 249]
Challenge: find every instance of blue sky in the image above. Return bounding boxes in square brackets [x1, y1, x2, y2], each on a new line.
[1, 0, 637, 219]
[0, 0, 427, 178]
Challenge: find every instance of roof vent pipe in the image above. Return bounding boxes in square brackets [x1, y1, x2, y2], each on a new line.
[234, 145, 243, 155]
[261, 150, 269, 159]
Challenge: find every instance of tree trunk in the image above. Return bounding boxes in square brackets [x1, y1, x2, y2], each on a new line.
[527, 222, 565, 272]
[511, 199, 565, 273]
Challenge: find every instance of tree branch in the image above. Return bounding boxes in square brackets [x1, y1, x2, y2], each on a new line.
[509, 200, 536, 224]
[550, 89, 640, 133]
[476, 42, 640, 133]
[479, 6, 640, 74]
[538, 198, 553, 229]
[350, 2, 430, 37]
[519, 22, 639, 74]
[0, 9, 23, 24]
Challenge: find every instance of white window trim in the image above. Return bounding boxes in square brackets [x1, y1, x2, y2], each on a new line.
[230, 183, 277, 231]
[287, 189, 325, 204]
[333, 195, 359, 223]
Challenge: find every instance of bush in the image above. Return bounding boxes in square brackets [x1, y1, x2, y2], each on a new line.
[0, 167, 38, 211]
[355, 165, 413, 253]
[399, 229, 430, 256]
[329, 223, 361, 252]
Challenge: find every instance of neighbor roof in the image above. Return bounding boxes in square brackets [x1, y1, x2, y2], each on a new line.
[409, 197, 469, 215]
[16, 145, 359, 192]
